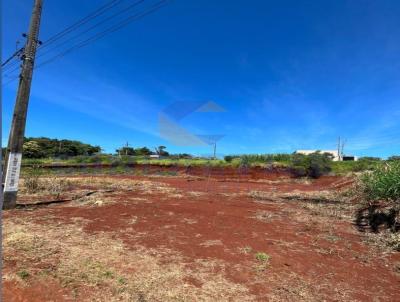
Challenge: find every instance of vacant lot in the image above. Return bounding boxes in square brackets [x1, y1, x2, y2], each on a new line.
[2, 166, 400, 301]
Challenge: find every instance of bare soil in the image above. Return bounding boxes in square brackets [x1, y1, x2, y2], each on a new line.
[2, 167, 399, 301]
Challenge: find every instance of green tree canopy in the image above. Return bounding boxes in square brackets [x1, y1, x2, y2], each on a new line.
[22, 137, 101, 158]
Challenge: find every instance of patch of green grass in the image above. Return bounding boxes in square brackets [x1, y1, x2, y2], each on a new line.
[117, 277, 128, 285]
[254, 252, 271, 272]
[255, 252, 270, 262]
[331, 160, 381, 174]
[17, 270, 30, 280]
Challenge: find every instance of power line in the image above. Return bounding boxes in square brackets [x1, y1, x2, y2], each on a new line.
[35, 0, 169, 69]
[2, 0, 125, 72]
[2, 0, 129, 75]
[2, 0, 170, 86]
[36, 0, 146, 60]
[1, 48, 24, 67]
[40, 0, 125, 48]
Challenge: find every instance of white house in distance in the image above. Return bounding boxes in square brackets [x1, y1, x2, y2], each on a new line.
[295, 150, 358, 161]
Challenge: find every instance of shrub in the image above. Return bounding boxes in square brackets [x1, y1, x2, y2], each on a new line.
[255, 252, 270, 262]
[290, 152, 331, 178]
[361, 162, 400, 203]
[224, 155, 235, 162]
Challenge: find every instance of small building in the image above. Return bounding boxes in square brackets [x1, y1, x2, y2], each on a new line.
[342, 155, 358, 161]
[149, 154, 160, 159]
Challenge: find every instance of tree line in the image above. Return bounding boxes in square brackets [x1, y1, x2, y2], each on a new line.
[0, 138, 174, 159]
[20, 137, 101, 158]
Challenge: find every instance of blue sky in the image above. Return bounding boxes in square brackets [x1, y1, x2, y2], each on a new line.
[2, 0, 400, 157]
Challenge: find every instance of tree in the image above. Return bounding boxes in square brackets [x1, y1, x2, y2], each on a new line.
[23, 141, 45, 158]
[135, 147, 152, 156]
[116, 147, 136, 156]
[290, 152, 332, 178]
[155, 146, 169, 156]
[22, 137, 101, 158]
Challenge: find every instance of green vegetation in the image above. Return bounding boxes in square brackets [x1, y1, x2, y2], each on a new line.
[17, 270, 30, 280]
[7, 137, 398, 178]
[331, 158, 381, 174]
[289, 152, 332, 178]
[224, 154, 291, 166]
[115, 146, 152, 156]
[254, 252, 270, 271]
[255, 252, 270, 262]
[361, 162, 400, 203]
[21, 137, 101, 158]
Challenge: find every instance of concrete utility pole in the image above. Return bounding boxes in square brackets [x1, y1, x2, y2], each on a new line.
[341, 139, 346, 161]
[337, 136, 346, 161]
[2, 0, 43, 209]
[213, 143, 217, 160]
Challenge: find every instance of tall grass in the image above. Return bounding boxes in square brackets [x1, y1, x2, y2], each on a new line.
[361, 162, 400, 203]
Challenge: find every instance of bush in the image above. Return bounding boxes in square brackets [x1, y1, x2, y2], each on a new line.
[290, 152, 332, 178]
[224, 155, 237, 162]
[361, 162, 400, 203]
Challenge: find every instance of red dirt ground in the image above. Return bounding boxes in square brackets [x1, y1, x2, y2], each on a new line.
[2, 168, 399, 301]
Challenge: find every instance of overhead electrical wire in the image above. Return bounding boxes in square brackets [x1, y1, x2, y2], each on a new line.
[2, 0, 170, 86]
[2, 0, 125, 72]
[36, 0, 146, 60]
[40, 0, 125, 48]
[35, 0, 169, 69]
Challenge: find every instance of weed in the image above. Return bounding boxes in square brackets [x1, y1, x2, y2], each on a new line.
[117, 277, 127, 285]
[361, 162, 400, 203]
[255, 252, 270, 262]
[17, 270, 30, 280]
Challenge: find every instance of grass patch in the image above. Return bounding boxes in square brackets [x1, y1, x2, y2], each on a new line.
[255, 252, 270, 262]
[16, 270, 30, 280]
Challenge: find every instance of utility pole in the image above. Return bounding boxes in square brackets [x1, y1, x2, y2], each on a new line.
[337, 136, 346, 161]
[2, 0, 43, 209]
[341, 139, 346, 161]
[213, 142, 217, 160]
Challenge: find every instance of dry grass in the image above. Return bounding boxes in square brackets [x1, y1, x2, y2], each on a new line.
[251, 210, 275, 222]
[363, 231, 400, 252]
[267, 272, 352, 302]
[68, 176, 179, 195]
[3, 218, 253, 301]
[249, 190, 355, 221]
[199, 240, 223, 247]
[20, 176, 72, 195]
[19, 176, 181, 206]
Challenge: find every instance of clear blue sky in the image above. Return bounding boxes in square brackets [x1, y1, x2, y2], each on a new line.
[2, 0, 400, 157]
